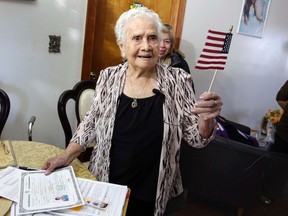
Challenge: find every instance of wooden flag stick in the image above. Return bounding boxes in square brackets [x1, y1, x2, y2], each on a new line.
[208, 69, 218, 92]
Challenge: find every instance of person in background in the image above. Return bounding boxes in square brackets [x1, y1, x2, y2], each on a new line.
[159, 24, 195, 93]
[270, 80, 288, 154]
[43, 7, 222, 216]
[261, 80, 288, 205]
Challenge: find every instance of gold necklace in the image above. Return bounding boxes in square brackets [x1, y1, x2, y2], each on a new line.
[129, 76, 150, 108]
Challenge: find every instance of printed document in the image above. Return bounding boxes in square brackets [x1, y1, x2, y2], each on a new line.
[0, 166, 23, 202]
[56, 178, 128, 216]
[17, 166, 84, 215]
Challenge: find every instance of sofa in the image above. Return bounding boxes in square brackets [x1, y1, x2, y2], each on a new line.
[180, 119, 271, 216]
[262, 151, 288, 201]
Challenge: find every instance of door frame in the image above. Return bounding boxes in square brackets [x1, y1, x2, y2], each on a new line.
[81, 0, 98, 80]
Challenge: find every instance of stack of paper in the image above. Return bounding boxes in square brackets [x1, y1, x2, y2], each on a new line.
[0, 166, 128, 216]
[56, 178, 128, 216]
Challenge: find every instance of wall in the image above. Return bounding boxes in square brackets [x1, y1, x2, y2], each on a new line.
[0, 0, 87, 148]
[0, 0, 287, 148]
[180, 0, 288, 130]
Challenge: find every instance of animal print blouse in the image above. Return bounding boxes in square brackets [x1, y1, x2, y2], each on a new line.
[71, 61, 213, 215]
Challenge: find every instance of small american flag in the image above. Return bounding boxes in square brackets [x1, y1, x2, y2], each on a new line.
[195, 29, 233, 70]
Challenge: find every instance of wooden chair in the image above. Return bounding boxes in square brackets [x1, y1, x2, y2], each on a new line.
[0, 89, 10, 137]
[262, 151, 288, 201]
[57, 80, 96, 162]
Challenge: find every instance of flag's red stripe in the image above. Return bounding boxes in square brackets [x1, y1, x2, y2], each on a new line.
[197, 60, 226, 65]
[207, 36, 225, 42]
[203, 49, 222, 53]
[208, 30, 227, 36]
[195, 65, 225, 70]
[204, 42, 224, 48]
[199, 54, 227, 59]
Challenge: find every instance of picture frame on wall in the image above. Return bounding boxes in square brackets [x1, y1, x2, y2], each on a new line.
[237, 0, 271, 38]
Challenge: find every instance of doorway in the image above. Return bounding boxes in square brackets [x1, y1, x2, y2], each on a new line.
[81, 0, 187, 80]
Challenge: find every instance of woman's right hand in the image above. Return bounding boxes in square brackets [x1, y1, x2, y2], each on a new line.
[43, 142, 85, 175]
[43, 153, 69, 175]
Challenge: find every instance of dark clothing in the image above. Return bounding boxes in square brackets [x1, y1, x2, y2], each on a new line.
[171, 52, 190, 74]
[275, 80, 288, 148]
[110, 93, 164, 203]
[170, 52, 195, 93]
[263, 81, 288, 201]
[270, 132, 288, 154]
[126, 197, 154, 216]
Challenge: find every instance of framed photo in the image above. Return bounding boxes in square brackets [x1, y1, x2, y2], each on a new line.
[237, 0, 271, 38]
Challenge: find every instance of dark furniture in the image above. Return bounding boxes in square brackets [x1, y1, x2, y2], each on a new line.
[180, 121, 271, 216]
[57, 80, 96, 162]
[0, 89, 10, 137]
[262, 151, 288, 201]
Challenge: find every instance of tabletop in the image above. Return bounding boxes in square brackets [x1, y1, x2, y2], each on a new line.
[7, 140, 95, 179]
[0, 140, 128, 216]
[0, 140, 96, 216]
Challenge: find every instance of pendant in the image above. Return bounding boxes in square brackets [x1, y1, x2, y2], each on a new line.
[131, 99, 138, 108]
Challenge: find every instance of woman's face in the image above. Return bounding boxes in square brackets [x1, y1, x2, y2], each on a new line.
[118, 17, 160, 72]
[159, 32, 172, 59]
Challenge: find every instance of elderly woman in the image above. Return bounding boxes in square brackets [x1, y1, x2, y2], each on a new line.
[159, 24, 194, 92]
[44, 7, 222, 216]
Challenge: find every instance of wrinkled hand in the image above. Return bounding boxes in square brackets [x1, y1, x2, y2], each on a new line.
[192, 91, 223, 120]
[43, 142, 84, 175]
[43, 154, 68, 175]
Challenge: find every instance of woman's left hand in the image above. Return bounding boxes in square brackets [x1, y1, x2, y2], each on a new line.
[192, 91, 223, 120]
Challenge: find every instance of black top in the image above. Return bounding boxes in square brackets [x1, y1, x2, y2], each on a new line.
[276, 80, 288, 143]
[110, 93, 164, 202]
[171, 52, 190, 74]
[171, 52, 195, 93]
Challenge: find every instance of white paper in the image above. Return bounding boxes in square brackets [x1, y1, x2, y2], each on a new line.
[17, 166, 84, 215]
[0, 166, 23, 202]
[10, 202, 69, 216]
[56, 178, 128, 216]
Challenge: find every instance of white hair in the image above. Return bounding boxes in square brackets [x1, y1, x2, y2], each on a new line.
[114, 7, 163, 45]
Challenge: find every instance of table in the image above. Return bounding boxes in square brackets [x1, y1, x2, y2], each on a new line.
[0, 140, 128, 216]
[1, 140, 96, 179]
